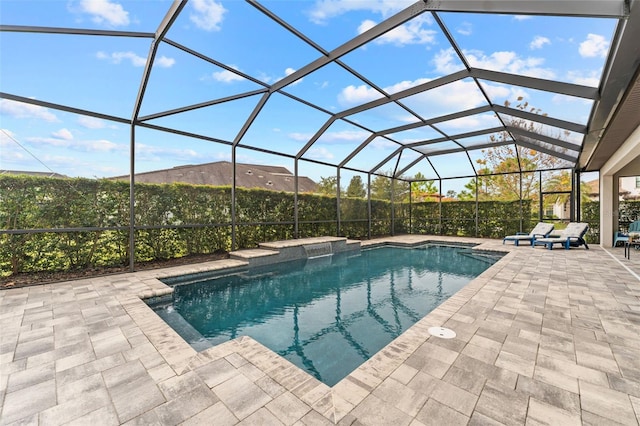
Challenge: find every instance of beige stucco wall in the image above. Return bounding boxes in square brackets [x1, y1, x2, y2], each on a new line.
[600, 125, 640, 247]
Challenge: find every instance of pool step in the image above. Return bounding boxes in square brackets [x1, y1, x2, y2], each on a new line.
[229, 248, 279, 267]
[229, 236, 361, 267]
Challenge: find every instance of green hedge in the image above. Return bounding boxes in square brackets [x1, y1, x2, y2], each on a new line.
[1, 174, 549, 277]
[581, 200, 640, 244]
[397, 199, 531, 238]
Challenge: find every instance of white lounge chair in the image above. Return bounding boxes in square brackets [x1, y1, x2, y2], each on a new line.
[532, 222, 590, 250]
[503, 222, 555, 246]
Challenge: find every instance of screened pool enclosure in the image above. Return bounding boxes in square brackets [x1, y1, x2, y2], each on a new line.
[1, 0, 640, 273]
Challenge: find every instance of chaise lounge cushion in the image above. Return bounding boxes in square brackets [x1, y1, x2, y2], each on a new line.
[533, 222, 589, 250]
[503, 222, 555, 246]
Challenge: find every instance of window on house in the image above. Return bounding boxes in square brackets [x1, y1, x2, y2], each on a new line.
[635, 176, 640, 188]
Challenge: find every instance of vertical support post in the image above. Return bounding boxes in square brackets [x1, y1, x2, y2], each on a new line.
[600, 174, 616, 247]
[574, 169, 581, 222]
[231, 146, 237, 251]
[409, 182, 413, 234]
[294, 159, 299, 239]
[367, 173, 372, 239]
[127, 0, 186, 272]
[570, 170, 577, 222]
[438, 179, 442, 235]
[519, 172, 523, 232]
[475, 175, 479, 237]
[128, 125, 136, 272]
[391, 177, 395, 236]
[538, 171, 543, 222]
[336, 168, 341, 236]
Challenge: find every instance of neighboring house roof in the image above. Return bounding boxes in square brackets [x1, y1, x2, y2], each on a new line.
[585, 178, 631, 196]
[110, 161, 317, 193]
[0, 170, 68, 178]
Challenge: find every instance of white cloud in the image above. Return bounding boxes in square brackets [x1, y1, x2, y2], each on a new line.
[426, 80, 488, 110]
[77, 116, 106, 129]
[433, 49, 464, 74]
[0, 129, 17, 146]
[260, 68, 303, 86]
[318, 130, 370, 143]
[513, 15, 532, 21]
[135, 143, 203, 162]
[155, 56, 175, 68]
[95, 51, 174, 68]
[357, 15, 436, 46]
[457, 22, 472, 36]
[97, 51, 146, 67]
[437, 114, 498, 131]
[567, 70, 600, 87]
[306, 146, 334, 160]
[190, 0, 226, 31]
[370, 137, 400, 149]
[52, 128, 74, 140]
[308, 0, 413, 25]
[338, 85, 382, 106]
[27, 136, 119, 152]
[0, 99, 58, 122]
[289, 132, 313, 142]
[212, 69, 244, 83]
[383, 78, 431, 95]
[579, 34, 609, 58]
[530, 36, 550, 50]
[78, 0, 129, 26]
[435, 47, 555, 80]
[482, 83, 522, 100]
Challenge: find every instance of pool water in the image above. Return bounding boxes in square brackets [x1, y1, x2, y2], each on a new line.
[153, 245, 502, 386]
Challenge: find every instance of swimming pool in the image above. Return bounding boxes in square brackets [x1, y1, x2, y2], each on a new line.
[152, 244, 502, 386]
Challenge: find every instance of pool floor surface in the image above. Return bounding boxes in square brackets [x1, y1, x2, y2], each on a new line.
[1, 235, 640, 425]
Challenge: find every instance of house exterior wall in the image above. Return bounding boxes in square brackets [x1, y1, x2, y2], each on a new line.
[620, 176, 640, 199]
[600, 124, 640, 247]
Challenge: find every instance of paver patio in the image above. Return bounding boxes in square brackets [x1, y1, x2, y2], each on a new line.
[1, 236, 639, 425]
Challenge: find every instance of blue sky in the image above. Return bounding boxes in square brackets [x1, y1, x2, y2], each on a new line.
[0, 0, 616, 188]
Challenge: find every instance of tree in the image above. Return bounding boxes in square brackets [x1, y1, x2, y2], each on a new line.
[316, 176, 338, 196]
[462, 98, 569, 202]
[345, 176, 366, 198]
[370, 172, 409, 201]
[411, 172, 438, 201]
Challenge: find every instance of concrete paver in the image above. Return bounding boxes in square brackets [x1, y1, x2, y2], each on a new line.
[1, 236, 640, 425]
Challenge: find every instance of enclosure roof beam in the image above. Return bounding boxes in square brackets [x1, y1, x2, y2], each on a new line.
[233, 92, 271, 147]
[395, 155, 426, 178]
[339, 134, 379, 168]
[403, 127, 505, 149]
[506, 126, 582, 152]
[336, 70, 469, 119]
[470, 68, 599, 100]
[382, 105, 493, 135]
[423, 0, 629, 18]
[370, 149, 402, 175]
[493, 104, 588, 134]
[0, 25, 153, 38]
[513, 138, 577, 163]
[138, 89, 268, 122]
[415, 140, 514, 158]
[131, 0, 186, 123]
[267, 0, 427, 92]
[0, 92, 130, 125]
[163, 38, 271, 89]
[295, 117, 339, 160]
